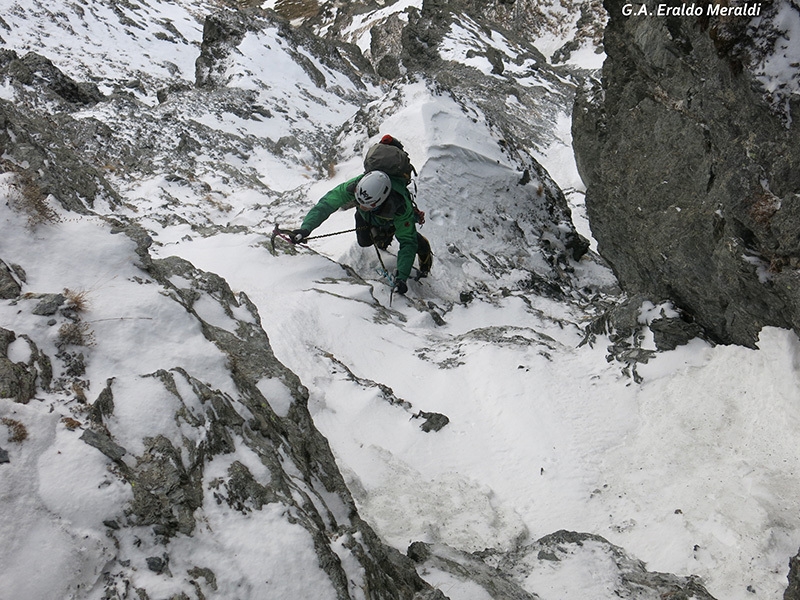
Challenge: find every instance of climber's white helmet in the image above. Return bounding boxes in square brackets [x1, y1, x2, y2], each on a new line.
[355, 171, 391, 210]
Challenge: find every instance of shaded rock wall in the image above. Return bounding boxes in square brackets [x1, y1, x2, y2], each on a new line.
[573, 0, 800, 346]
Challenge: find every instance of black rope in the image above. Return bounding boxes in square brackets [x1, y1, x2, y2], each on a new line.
[270, 223, 368, 250]
[304, 226, 369, 241]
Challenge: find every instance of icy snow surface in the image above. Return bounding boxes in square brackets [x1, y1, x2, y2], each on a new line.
[1, 1, 799, 599]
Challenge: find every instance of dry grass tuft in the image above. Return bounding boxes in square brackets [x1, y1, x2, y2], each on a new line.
[273, 0, 319, 20]
[57, 321, 94, 347]
[61, 417, 83, 431]
[72, 382, 88, 404]
[3, 164, 60, 229]
[2, 417, 28, 443]
[64, 288, 90, 313]
[749, 190, 781, 226]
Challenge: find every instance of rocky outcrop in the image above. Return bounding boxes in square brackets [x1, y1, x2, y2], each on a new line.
[0, 208, 447, 597]
[302, 0, 606, 66]
[0, 259, 22, 299]
[195, 8, 372, 90]
[0, 50, 121, 214]
[75, 219, 447, 599]
[0, 327, 51, 404]
[0, 50, 103, 105]
[787, 549, 800, 600]
[0, 328, 37, 404]
[409, 541, 542, 600]
[573, 0, 800, 347]
[409, 531, 718, 599]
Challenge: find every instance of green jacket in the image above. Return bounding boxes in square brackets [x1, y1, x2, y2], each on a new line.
[301, 175, 419, 281]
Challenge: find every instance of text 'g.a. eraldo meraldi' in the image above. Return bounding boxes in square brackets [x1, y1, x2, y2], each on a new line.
[622, 2, 763, 16]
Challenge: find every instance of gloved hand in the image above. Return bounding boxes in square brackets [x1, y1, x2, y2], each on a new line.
[395, 279, 408, 295]
[289, 228, 311, 244]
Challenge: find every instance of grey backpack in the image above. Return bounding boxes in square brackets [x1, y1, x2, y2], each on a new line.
[363, 137, 415, 182]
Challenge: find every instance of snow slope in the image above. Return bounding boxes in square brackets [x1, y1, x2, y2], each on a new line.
[163, 90, 800, 600]
[1, 1, 799, 599]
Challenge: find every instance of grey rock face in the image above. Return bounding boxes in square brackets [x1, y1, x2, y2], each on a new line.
[788, 549, 800, 600]
[409, 541, 541, 600]
[80, 428, 128, 462]
[0, 260, 21, 299]
[483, 530, 718, 599]
[0, 89, 120, 214]
[401, 3, 572, 154]
[402, 5, 592, 271]
[573, 0, 800, 346]
[196, 8, 372, 90]
[305, 0, 606, 67]
[409, 532, 718, 599]
[0, 49, 103, 105]
[0, 328, 40, 404]
[31, 293, 66, 316]
[579, 293, 704, 381]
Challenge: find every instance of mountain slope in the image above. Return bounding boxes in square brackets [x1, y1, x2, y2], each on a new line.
[1, 1, 799, 599]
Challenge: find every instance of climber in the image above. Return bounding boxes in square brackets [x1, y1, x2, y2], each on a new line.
[289, 138, 432, 295]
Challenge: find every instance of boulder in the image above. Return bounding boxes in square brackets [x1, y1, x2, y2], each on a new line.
[0, 260, 21, 299]
[0, 328, 37, 404]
